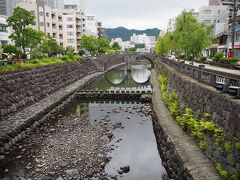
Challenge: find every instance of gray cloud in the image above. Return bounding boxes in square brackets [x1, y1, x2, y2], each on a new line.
[86, 0, 208, 30]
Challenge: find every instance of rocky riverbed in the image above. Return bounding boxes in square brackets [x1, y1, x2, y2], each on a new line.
[0, 111, 115, 180]
[0, 101, 167, 180]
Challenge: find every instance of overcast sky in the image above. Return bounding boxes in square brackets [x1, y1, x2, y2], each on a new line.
[85, 0, 208, 30]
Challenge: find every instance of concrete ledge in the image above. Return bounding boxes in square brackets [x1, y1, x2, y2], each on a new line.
[151, 69, 221, 179]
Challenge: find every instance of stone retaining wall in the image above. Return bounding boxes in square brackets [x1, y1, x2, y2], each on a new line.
[0, 55, 125, 117]
[0, 60, 99, 117]
[152, 113, 193, 179]
[156, 61, 240, 178]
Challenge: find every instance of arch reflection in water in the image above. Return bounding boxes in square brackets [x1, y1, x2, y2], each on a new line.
[105, 68, 127, 85]
[131, 64, 151, 84]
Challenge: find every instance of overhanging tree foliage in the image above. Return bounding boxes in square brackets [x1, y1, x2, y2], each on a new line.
[155, 11, 213, 59]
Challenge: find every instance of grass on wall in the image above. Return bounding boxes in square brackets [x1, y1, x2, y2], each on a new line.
[0, 55, 83, 72]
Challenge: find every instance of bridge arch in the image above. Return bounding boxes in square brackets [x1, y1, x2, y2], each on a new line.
[124, 52, 155, 68]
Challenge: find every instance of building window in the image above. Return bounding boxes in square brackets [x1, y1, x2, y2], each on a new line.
[0, 24, 7, 32]
[66, 17, 74, 21]
[67, 24, 74, 28]
[46, 12, 49, 17]
[67, 32, 74, 36]
[204, 20, 211, 24]
[204, 10, 211, 14]
[67, 39, 75, 43]
[47, 23, 50, 27]
[64, 5, 77, 9]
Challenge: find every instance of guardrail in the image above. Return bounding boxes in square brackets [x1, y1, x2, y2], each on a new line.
[161, 58, 240, 98]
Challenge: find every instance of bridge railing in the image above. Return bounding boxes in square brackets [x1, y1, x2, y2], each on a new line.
[161, 58, 240, 98]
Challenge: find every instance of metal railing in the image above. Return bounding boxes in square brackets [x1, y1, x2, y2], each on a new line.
[162, 58, 240, 98]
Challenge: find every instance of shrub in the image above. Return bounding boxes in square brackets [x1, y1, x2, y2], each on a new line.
[216, 163, 228, 178]
[60, 56, 68, 61]
[224, 142, 232, 153]
[236, 142, 240, 150]
[30, 60, 40, 64]
[66, 51, 75, 60]
[212, 52, 223, 62]
[200, 56, 207, 62]
[74, 55, 83, 62]
[221, 58, 239, 64]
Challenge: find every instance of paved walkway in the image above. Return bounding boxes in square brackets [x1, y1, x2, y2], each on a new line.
[151, 69, 221, 179]
[184, 60, 240, 76]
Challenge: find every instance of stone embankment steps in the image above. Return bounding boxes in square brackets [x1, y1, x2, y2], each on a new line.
[151, 69, 221, 179]
[0, 63, 125, 160]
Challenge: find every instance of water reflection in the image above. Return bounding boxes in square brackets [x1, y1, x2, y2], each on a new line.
[84, 59, 152, 91]
[105, 68, 127, 85]
[131, 65, 151, 84]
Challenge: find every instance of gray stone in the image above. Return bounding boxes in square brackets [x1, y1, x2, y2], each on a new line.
[65, 169, 79, 176]
[56, 177, 64, 180]
[48, 171, 56, 176]
[227, 153, 236, 166]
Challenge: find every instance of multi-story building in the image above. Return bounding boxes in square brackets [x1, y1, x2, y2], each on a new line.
[207, 0, 240, 57]
[130, 33, 156, 52]
[97, 22, 105, 38]
[0, 14, 12, 45]
[198, 5, 229, 27]
[85, 15, 98, 37]
[17, 0, 85, 53]
[209, 0, 221, 6]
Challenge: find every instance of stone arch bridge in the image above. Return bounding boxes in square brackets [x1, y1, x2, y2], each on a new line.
[123, 52, 156, 67]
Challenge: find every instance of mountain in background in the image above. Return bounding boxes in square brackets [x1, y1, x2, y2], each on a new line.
[105, 27, 161, 41]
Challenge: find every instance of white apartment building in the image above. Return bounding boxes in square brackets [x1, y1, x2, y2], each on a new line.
[0, 14, 12, 45]
[85, 15, 98, 37]
[198, 5, 229, 26]
[130, 33, 156, 52]
[17, 1, 85, 53]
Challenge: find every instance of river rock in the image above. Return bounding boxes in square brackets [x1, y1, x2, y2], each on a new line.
[120, 166, 130, 173]
[56, 177, 64, 180]
[65, 169, 79, 176]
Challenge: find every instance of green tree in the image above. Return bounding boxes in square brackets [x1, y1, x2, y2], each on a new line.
[24, 28, 44, 54]
[173, 11, 213, 59]
[155, 32, 175, 56]
[112, 42, 121, 51]
[40, 36, 64, 55]
[79, 35, 98, 55]
[155, 11, 213, 59]
[128, 47, 137, 52]
[7, 7, 35, 55]
[2, 44, 22, 56]
[97, 37, 110, 54]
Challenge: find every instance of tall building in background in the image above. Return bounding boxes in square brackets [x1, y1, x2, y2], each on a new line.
[85, 15, 98, 37]
[17, 0, 85, 53]
[0, 0, 7, 15]
[209, 0, 221, 6]
[0, 14, 12, 45]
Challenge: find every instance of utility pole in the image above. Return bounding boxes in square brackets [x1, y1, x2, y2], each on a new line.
[232, 0, 237, 57]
